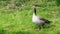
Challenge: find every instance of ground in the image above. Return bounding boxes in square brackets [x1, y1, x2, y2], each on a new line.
[0, 0, 60, 34]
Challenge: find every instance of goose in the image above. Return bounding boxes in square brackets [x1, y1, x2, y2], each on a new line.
[32, 6, 51, 30]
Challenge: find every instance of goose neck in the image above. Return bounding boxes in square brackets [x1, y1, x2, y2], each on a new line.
[33, 7, 36, 15]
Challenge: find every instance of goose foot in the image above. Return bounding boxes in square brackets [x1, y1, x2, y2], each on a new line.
[35, 27, 41, 31]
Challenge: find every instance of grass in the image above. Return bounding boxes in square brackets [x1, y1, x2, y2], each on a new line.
[0, 0, 60, 34]
[0, 5, 60, 34]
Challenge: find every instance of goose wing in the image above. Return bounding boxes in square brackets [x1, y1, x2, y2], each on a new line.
[40, 18, 51, 24]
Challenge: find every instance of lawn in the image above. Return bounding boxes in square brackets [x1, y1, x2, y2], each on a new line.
[0, 0, 60, 34]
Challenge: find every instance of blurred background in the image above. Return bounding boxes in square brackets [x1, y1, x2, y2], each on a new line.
[0, 0, 60, 34]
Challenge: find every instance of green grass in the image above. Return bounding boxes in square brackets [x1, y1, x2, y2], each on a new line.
[0, 5, 60, 34]
[0, 0, 60, 34]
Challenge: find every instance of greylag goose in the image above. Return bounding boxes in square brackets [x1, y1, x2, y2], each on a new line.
[32, 6, 51, 30]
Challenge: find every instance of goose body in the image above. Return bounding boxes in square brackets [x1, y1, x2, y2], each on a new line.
[32, 14, 45, 25]
[32, 6, 51, 28]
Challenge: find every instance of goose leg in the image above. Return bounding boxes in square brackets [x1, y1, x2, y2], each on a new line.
[36, 25, 42, 30]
